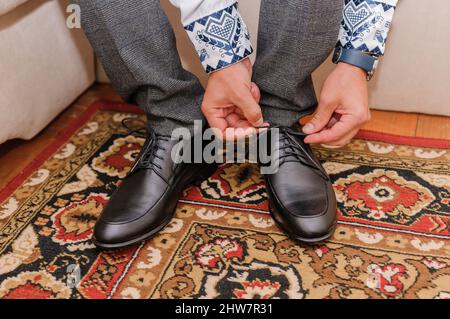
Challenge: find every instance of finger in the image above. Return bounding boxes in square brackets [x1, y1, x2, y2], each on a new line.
[235, 89, 264, 127]
[302, 100, 336, 134]
[225, 126, 257, 141]
[332, 126, 360, 146]
[216, 106, 235, 118]
[225, 113, 252, 129]
[326, 113, 340, 129]
[235, 120, 253, 129]
[250, 82, 261, 103]
[321, 128, 359, 148]
[313, 106, 369, 144]
[234, 102, 266, 127]
[235, 108, 244, 116]
[225, 113, 242, 127]
[207, 116, 228, 133]
[202, 106, 229, 135]
[231, 114, 252, 127]
[304, 115, 357, 144]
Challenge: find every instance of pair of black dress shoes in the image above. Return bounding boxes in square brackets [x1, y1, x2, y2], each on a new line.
[92, 126, 336, 249]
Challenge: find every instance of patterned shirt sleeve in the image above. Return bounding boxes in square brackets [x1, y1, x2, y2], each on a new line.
[337, 0, 399, 57]
[170, 0, 253, 73]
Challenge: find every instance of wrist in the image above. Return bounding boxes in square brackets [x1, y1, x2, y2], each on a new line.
[332, 48, 378, 81]
[208, 57, 252, 76]
[209, 57, 252, 80]
[336, 62, 367, 79]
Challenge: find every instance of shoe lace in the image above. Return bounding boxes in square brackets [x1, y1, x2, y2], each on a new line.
[260, 124, 329, 180]
[121, 118, 171, 171]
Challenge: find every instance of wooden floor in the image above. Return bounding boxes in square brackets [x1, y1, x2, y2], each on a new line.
[0, 83, 449, 189]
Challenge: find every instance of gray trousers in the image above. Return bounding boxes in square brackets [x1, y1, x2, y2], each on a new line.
[74, 0, 343, 134]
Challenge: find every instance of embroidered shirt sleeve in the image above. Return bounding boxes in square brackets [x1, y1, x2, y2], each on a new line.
[170, 0, 253, 73]
[337, 0, 399, 57]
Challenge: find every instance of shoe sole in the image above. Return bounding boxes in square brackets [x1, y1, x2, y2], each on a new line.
[269, 206, 337, 244]
[92, 164, 218, 250]
[289, 223, 336, 244]
[92, 214, 173, 250]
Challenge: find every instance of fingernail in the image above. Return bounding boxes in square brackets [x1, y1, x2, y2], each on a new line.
[255, 118, 264, 127]
[303, 123, 314, 134]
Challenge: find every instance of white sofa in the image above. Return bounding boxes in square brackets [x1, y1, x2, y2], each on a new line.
[1, 0, 449, 144]
[0, 0, 94, 144]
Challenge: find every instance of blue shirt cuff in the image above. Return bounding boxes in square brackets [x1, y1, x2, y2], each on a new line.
[184, 3, 253, 73]
[336, 0, 398, 57]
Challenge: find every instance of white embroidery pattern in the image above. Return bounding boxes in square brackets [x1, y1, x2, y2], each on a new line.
[337, 0, 398, 56]
[184, 3, 253, 73]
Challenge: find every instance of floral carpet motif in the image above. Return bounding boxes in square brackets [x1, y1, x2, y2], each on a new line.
[0, 101, 449, 299]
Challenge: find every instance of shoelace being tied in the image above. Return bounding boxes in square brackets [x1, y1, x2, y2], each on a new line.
[260, 124, 329, 181]
[122, 118, 171, 171]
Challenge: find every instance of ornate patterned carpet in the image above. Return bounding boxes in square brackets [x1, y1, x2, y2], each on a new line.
[0, 101, 449, 299]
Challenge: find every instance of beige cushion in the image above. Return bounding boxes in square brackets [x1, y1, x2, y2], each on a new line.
[0, 0, 29, 16]
[0, 0, 95, 143]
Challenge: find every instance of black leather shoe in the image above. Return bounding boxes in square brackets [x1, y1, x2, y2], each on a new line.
[93, 130, 217, 249]
[261, 125, 337, 243]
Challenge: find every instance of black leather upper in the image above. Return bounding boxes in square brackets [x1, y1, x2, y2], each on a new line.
[93, 132, 216, 247]
[93, 124, 336, 247]
[263, 126, 337, 242]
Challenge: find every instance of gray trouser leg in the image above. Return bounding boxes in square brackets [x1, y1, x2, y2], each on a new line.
[73, 0, 205, 134]
[253, 0, 344, 126]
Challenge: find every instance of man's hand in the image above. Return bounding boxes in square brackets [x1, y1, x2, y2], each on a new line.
[302, 63, 371, 147]
[202, 58, 264, 139]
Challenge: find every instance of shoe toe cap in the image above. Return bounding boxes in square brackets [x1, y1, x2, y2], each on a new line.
[93, 221, 137, 248]
[288, 213, 336, 242]
[271, 184, 337, 243]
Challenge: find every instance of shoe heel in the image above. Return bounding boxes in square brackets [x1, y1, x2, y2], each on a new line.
[192, 164, 218, 186]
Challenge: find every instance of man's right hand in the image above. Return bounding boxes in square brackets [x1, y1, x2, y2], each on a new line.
[201, 58, 264, 139]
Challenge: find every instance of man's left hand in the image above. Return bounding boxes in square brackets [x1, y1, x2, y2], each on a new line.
[302, 62, 371, 147]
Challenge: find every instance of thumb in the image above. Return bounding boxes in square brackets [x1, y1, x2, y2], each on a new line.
[302, 101, 335, 134]
[250, 82, 261, 103]
[241, 58, 252, 75]
[237, 89, 264, 127]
